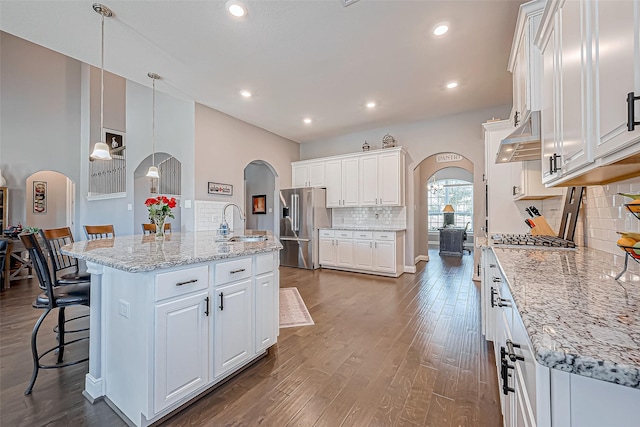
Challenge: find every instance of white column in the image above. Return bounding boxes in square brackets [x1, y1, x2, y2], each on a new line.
[83, 261, 105, 403]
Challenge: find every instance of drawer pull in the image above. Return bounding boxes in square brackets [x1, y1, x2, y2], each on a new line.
[230, 268, 246, 274]
[627, 92, 640, 131]
[489, 263, 496, 268]
[506, 339, 524, 362]
[219, 292, 224, 311]
[490, 287, 497, 308]
[497, 298, 511, 308]
[379, 235, 387, 238]
[492, 276, 501, 283]
[205, 296, 210, 317]
[176, 279, 198, 286]
[500, 347, 515, 395]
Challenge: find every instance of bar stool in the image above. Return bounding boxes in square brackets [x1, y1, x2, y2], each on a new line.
[83, 224, 115, 240]
[20, 232, 90, 395]
[142, 223, 171, 235]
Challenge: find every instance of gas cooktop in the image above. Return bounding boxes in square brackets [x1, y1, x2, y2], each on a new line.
[492, 234, 576, 249]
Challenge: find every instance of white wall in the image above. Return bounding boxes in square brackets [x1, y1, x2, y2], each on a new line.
[0, 32, 82, 229]
[25, 171, 70, 229]
[194, 104, 299, 228]
[300, 105, 511, 265]
[245, 162, 275, 232]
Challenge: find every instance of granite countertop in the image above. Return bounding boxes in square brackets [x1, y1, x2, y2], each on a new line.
[326, 227, 406, 232]
[492, 246, 640, 388]
[61, 231, 282, 273]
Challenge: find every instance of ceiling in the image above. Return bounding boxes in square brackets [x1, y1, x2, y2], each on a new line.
[0, 0, 523, 143]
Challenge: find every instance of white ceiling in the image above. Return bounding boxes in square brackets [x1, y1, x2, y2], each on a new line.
[0, 0, 523, 143]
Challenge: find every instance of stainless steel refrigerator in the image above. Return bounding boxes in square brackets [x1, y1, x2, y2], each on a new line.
[279, 187, 331, 269]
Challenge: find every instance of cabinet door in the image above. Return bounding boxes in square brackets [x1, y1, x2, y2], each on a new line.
[342, 158, 359, 207]
[318, 238, 336, 266]
[359, 155, 378, 206]
[325, 160, 342, 207]
[378, 151, 402, 206]
[593, 0, 640, 158]
[353, 240, 374, 270]
[214, 279, 253, 378]
[308, 162, 326, 187]
[558, 0, 592, 174]
[511, 161, 525, 199]
[154, 291, 209, 412]
[255, 273, 276, 352]
[541, 19, 561, 184]
[512, 35, 528, 126]
[335, 239, 354, 268]
[373, 240, 396, 273]
[292, 164, 308, 188]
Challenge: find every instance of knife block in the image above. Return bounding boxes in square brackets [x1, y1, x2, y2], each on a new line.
[530, 216, 556, 236]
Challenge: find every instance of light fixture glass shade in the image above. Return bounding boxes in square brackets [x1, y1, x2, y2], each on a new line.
[443, 204, 455, 213]
[146, 166, 160, 179]
[90, 142, 112, 160]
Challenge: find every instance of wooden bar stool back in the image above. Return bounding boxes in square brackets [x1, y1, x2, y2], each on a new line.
[83, 224, 115, 240]
[40, 227, 90, 284]
[141, 223, 171, 235]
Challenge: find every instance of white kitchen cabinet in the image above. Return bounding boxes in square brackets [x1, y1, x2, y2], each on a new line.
[536, 0, 640, 186]
[154, 290, 209, 413]
[511, 159, 563, 200]
[325, 158, 359, 208]
[254, 273, 276, 352]
[214, 278, 253, 379]
[319, 229, 404, 277]
[292, 160, 325, 188]
[358, 149, 405, 207]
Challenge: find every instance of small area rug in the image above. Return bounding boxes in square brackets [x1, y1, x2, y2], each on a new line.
[279, 287, 314, 328]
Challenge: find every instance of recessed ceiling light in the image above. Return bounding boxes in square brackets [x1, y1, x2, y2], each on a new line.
[240, 90, 251, 98]
[226, 1, 246, 17]
[501, 157, 508, 162]
[433, 24, 449, 36]
[366, 102, 376, 108]
[446, 81, 458, 89]
[303, 118, 312, 124]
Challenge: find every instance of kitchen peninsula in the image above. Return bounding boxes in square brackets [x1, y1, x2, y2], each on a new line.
[62, 231, 282, 427]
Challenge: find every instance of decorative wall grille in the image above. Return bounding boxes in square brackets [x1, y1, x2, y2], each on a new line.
[89, 156, 126, 196]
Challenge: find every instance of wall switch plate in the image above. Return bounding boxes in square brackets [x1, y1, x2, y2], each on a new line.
[185, 200, 192, 209]
[118, 300, 130, 319]
[127, 204, 132, 211]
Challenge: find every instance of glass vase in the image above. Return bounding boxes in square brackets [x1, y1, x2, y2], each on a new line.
[155, 217, 166, 239]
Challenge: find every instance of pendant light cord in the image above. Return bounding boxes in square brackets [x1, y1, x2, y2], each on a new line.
[152, 76, 156, 167]
[100, 12, 105, 144]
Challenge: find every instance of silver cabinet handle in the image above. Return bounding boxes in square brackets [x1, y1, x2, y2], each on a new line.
[176, 279, 198, 286]
[230, 268, 246, 274]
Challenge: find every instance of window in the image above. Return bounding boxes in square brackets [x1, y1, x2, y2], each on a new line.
[427, 179, 473, 230]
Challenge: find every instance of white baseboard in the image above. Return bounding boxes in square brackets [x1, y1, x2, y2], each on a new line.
[404, 265, 417, 273]
[83, 374, 104, 403]
[414, 255, 429, 263]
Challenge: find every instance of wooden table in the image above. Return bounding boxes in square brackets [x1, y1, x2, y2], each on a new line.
[439, 227, 465, 257]
[3, 238, 34, 289]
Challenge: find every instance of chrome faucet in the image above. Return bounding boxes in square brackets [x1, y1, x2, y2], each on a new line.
[220, 203, 245, 236]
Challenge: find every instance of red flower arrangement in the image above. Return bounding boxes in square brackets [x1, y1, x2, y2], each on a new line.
[145, 196, 177, 224]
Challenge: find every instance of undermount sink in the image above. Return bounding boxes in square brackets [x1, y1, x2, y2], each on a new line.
[226, 235, 267, 242]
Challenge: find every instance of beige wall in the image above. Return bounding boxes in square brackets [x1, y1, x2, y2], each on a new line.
[194, 104, 299, 226]
[301, 105, 511, 266]
[25, 171, 70, 230]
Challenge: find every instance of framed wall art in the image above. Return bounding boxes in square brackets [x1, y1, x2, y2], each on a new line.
[252, 195, 266, 214]
[104, 128, 125, 157]
[208, 182, 233, 196]
[33, 181, 47, 214]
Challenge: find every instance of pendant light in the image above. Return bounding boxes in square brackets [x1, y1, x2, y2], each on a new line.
[90, 3, 113, 161]
[146, 72, 160, 179]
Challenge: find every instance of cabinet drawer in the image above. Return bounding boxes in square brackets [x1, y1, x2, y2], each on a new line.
[215, 257, 252, 286]
[354, 231, 373, 240]
[255, 253, 274, 276]
[155, 265, 208, 301]
[335, 230, 353, 239]
[374, 231, 395, 241]
[319, 229, 334, 238]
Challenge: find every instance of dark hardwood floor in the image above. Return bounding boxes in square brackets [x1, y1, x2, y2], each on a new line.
[0, 249, 501, 426]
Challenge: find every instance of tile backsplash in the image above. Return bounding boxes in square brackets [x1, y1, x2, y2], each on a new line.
[542, 176, 640, 275]
[331, 206, 406, 229]
[194, 200, 234, 232]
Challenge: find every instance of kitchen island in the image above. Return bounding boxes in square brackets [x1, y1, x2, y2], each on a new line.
[62, 231, 282, 427]
[482, 245, 640, 427]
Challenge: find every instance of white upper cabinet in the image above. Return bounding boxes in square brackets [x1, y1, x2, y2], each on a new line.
[292, 160, 325, 188]
[536, 0, 640, 186]
[358, 149, 405, 207]
[512, 159, 563, 200]
[592, 0, 640, 158]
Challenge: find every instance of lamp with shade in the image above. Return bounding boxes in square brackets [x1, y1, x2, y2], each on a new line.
[146, 72, 160, 179]
[443, 204, 455, 227]
[89, 3, 113, 161]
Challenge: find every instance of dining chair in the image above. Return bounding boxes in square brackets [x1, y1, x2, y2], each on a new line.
[0, 238, 7, 290]
[40, 228, 90, 284]
[141, 222, 171, 235]
[83, 224, 115, 240]
[19, 232, 90, 395]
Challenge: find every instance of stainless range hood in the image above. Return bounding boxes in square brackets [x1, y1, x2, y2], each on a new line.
[495, 110, 541, 163]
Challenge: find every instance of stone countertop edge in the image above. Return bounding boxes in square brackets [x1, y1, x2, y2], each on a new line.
[325, 227, 407, 232]
[61, 231, 283, 274]
[491, 246, 640, 389]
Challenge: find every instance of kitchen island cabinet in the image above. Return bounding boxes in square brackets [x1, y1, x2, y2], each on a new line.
[62, 231, 282, 427]
[481, 245, 640, 427]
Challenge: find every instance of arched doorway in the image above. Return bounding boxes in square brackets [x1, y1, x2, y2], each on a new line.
[413, 153, 475, 262]
[244, 160, 278, 234]
[133, 152, 182, 233]
[25, 171, 75, 230]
